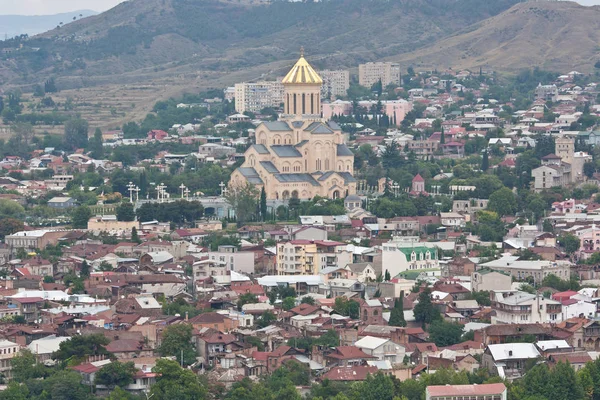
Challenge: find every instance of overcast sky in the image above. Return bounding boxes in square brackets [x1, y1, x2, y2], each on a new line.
[1, 0, 600, 15]
[0, 0, 125, 15]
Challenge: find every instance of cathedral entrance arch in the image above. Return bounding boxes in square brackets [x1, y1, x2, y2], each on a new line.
[291, 190, 299, 199]
[332, 190, 340, 200]
[282, 190, 290, 200]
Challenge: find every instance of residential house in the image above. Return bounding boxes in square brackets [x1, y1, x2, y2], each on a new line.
[472, 269, 512, 292]
[482, 343, 541, 380]
[323, 346, 376, 367]
[491, 291, 562, 324]
[0, 340, 20, 379]
[354, 336, 405, 365]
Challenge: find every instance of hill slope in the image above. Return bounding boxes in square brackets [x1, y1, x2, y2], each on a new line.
[391, 1, 600, 72]
[0, 10, 97, 39]
[0, 0, 520, 88]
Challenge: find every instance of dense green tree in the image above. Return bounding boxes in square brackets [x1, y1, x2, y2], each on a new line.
[413, 288, 441, 326]
[560, 233, 580, 255]
[80, 260, 90, 278]
[0, 198, 25, 218]
[0, 217, 23, 240]
[53, 333, 111, 362]
[131, 226, 141, 244]
[282, 296, 296, 311]
[260, 187, 267, 221]
[225, 183, 259, 226]
[481, 150, 489, 171]
[151, 359, 207, 400]
[256, 310, 276, 328]
[10, 349, 48, 382]
[64, 118, 89, 150]
[89, 128, 104, 159]
[237, 293, 259, 311]
[71, 205, 92, 229]
[488, 187, 517, 216]
[94, 361, 136, 389]
[300, 296, 315, 305]
[158, 324, 196, 366]
[116, 201, 136, 221]
[388, 294, 406, 327]
[428, 320, 464, 347]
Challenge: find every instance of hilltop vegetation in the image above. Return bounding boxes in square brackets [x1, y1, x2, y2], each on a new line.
[0, 0, 521, 87]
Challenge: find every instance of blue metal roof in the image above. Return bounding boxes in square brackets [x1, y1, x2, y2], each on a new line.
[252, 144, 270, 154]
[270, 145, 302, 157]
[274, 173, 320, 186]
[337, 144, 354, 156]
[238, 167, 264, 184]
[263, 121, 292, 131]
[260, 161, 279, 174]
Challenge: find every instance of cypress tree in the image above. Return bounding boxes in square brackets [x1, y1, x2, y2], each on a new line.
[481, 150, 489, 171]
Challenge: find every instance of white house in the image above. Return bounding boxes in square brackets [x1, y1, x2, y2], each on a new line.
[354, 335, 405, 365]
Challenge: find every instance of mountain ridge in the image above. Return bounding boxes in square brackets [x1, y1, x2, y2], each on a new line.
[0, 0, 521, 88]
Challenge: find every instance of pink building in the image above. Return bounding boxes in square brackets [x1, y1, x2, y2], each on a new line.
[552, 199, 577, 213]
[322, 100, 413, 126]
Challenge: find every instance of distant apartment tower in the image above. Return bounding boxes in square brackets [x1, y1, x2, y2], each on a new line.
[320, 70, 350, 99]
[234, 80, 284, 114]
[358, 62, 401, 88]
[534, 83, 558, 102]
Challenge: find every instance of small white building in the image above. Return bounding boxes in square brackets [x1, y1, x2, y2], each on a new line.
[354, 335, 405, 365]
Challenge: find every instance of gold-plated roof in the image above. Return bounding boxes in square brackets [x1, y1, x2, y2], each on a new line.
[281, 48, 323, 85]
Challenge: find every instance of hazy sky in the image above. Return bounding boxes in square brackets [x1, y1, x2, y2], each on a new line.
[1, 0, 600, 15]
[0, 0, 125, 15]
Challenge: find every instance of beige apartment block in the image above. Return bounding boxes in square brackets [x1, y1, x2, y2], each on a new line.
[358, 62, 401, 88]
[320, 69, 350, 99]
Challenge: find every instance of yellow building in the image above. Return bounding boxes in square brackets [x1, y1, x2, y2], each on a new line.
[230, 49, 356, 201]
[276, 239, 351, 275]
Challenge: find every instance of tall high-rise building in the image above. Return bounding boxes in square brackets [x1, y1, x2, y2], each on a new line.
[358, 62, 401, 88]
[233, 80, 284, 114]
[230, 49, 356, 201]
[320, 69, 350, 99]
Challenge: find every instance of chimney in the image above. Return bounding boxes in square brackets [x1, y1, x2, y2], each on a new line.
[509, 350, 513, 356]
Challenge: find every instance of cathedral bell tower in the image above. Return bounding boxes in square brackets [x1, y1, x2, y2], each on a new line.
[281, 47, 323, 119]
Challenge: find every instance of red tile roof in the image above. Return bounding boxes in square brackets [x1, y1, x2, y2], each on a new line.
[327, 346, 376, 360]
[290, 304, 320, 316]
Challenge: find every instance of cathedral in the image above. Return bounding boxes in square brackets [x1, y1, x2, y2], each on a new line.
[229, 50, 356, 201]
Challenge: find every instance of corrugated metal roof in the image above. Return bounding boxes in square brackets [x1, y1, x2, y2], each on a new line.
[337, 144, 353, 156]
[259, 161, 279, 174]
[271, 146, 302, 157]
[274, 173, 320, 186]
[263, 121, 292, 131]
[252, 144, 270, 154]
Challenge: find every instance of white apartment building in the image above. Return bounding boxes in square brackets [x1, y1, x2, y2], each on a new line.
[0, 340, 19, 379]
[358, 62, 401, 88]
[479, 257, 571, 285]
[320, 69, 350, 99]
[207, 245, 255, 275]
[234, 80, 284, 114]
[491, 291, 562, 324]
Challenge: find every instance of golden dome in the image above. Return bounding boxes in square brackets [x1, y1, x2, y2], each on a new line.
[281, 48, 323, 85]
